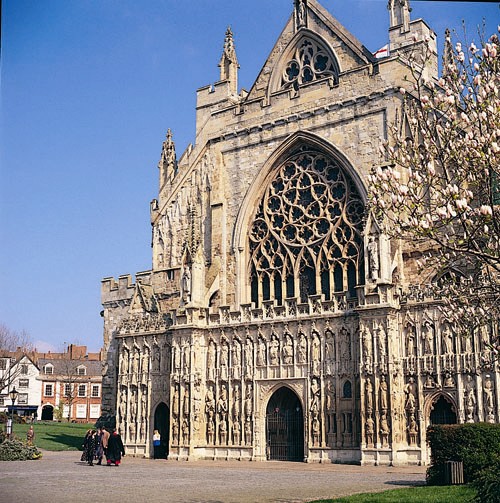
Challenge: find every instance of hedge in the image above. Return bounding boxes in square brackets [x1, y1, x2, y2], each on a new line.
[0, 439, 42, 461]
[426, 423, 500, 485]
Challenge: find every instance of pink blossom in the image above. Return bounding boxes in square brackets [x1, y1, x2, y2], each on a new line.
[480, 205, 493, 216]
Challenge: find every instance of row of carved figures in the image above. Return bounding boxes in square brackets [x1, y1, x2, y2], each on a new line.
[169, 379, 255, 446]
[403, 322, 493, 357]
[361, 371, 497, 448]
[117, 384, 149, 444]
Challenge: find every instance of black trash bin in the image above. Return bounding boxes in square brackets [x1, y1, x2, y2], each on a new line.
[444, 460, 464, 485]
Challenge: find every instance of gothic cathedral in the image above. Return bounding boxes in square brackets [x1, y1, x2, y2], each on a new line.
[101, 0, 499, 465]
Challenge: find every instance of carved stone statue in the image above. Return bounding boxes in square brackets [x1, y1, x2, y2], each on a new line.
[406, 325, 416, 356]
[483, 375, 494, 420]
[269, 335, 280, 365]
[257, 337, 266, 366]
[298, 333, 307, 364]
[180, 266, 191, 303]
[380, 412, 390, 447]
[465, 375, 476, 422]
[244, 384, 253, 422]
[282, 334, 293, 365]
[365, 414, 375, 446]
[422, 323, 434, 355]
[367, 234, 380, 281]
[404, 377, 417, 412]
[310, 377, 320, 413]
[408, 413, 418, 446]
[218, 384, 228, 422]
[245, 338, 253, 369]
[365, 379, 373, 413]
[220, 341, 229, 367]
[379, 375, 388, 412]
[441, 324, 454, 354]
[295, 0, 306, 28]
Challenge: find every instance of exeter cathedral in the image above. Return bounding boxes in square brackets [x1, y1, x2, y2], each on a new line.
[100, 0, 499, 465]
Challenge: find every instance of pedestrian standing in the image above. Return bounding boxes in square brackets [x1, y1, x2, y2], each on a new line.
[95, 427, 105, 465]
[152, 429, 161, 459]
[83, 430, 97, 466]
[106, 429, 125, 466]
[101, 427, 110, 463]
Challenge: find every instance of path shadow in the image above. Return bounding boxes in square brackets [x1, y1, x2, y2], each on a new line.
[45, 433, 84, 450]
[385, 480, 426, 487]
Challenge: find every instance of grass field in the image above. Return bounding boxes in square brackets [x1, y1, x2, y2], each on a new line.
[309, 485, 477, 503]
[10, 421, 94, 451]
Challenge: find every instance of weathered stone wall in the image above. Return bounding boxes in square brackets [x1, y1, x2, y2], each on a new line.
[101, 0, 499, 464]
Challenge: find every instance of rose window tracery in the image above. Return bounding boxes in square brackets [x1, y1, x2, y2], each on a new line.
[249, 146, 365, 305]
[281, 38, 339, 91]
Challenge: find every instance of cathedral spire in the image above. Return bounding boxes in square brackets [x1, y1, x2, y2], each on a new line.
[158, 129, 177, 188]
[442, 29, 457, 78]
[388, 0, 411, 33]
[218, 26, 239, 95]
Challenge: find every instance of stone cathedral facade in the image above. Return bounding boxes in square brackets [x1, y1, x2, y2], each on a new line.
[101, 0, 499, 465]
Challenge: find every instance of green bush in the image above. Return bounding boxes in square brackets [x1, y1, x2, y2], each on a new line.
[473, 456, 500, 503]
[0, 439, 42, 461]
[426, 423, 500, 485]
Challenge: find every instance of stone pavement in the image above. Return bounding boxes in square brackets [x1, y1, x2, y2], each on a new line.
[0, 450, 426, 503]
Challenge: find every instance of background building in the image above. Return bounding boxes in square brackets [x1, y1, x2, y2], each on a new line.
[1, 345, 103, 423]
[101, 0, 499, 464]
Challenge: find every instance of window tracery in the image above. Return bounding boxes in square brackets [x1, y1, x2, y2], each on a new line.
[281, 38, 339, 92]
[249, 146, 365, 306]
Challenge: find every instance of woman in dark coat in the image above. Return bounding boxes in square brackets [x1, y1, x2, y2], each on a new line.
[106, 429, 125, 466]
[83, 430, 97, 466]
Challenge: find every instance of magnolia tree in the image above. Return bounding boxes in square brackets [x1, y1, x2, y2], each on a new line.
[369, 29, 499, 352]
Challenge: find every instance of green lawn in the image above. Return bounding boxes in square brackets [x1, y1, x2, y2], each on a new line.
[10, 421, 94, 451]
[310, 485, 477, 503]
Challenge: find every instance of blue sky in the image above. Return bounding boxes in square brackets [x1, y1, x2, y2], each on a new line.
[1, 0, 498, 353]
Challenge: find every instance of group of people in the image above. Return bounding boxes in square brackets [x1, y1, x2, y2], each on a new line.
[81, 427, 125, 466]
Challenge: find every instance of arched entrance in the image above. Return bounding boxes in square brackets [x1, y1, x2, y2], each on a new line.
[41, 404, 53, 421]
[266, 387, 304, 461]
[430, 396, 457, 425]
[154, 402, 169, 459]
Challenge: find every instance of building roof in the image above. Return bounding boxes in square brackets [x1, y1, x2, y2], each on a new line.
[38, 358, 103, 377]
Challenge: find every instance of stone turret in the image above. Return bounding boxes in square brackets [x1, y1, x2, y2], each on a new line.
[442, 28, 457, 78]
[218, 26, 239, 96]
[158, 129, 177, 190]
[388, 0, 438, 80]
[388, 0, 410, 33]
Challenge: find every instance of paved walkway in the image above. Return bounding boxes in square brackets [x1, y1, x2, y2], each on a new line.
[0, 451, 426, 503]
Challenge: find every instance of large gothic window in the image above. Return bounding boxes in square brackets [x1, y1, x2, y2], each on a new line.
[249, 146, 365, 306]
[281, 38, 339, 92]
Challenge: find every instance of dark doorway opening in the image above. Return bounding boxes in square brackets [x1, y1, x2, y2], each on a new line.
[266, 387, 304, 461]
[430, 396, 457, 425]
[41, 404, 53, 421]
[154, 402, 170, 459]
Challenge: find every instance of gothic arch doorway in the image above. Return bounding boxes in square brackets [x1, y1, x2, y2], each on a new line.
[266, 387, 304, 462]
[41, 404, 53, 421]
[429, 395, 457, 425]
[154, 402, 169, 459]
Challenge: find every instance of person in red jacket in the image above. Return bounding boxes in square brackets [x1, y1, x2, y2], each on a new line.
[106, 429, 125, 466]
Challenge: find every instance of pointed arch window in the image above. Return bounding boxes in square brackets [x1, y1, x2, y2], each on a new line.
[249, 146, 365, 307]
[281, 37, 339, 92]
